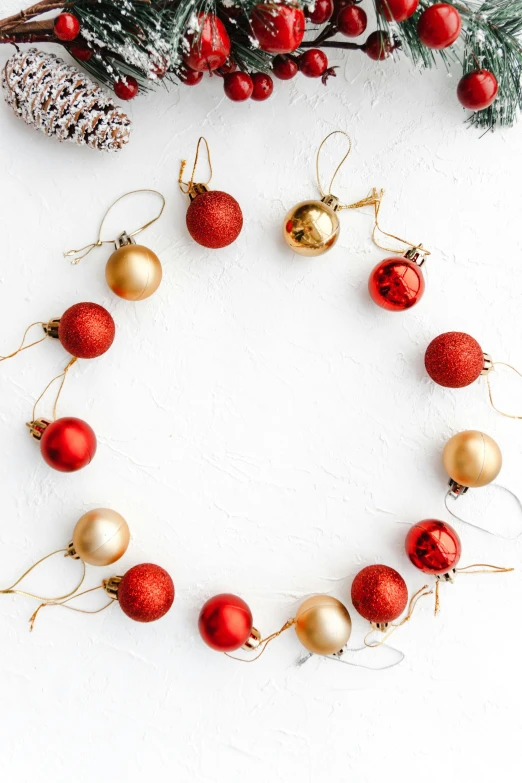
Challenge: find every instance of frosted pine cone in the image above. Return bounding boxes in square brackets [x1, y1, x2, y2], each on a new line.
[2, 48, 131, 152]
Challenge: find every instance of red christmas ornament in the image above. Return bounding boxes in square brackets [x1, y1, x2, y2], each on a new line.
[114, 76, 139, 101]
[425, 331, 485, 388]
[224, 72, 254, 101]
[351, 564, 408, 624]
[338, 5, 368, 37]
[272, 54, 299, 80]
[54, 13, 81, 42]
[186, 190, 243, 248]
[417, 3, 462, 49]
[184, 14, 231, 72]
[306, 0, 335, 25]
[406, 520, 461, 575]
[69, 42, 93, 62]
[58, 302, 115, 359]
[300, 49, 328, 78]
[180, 67, 204, 86]
[368, 254, 425, 311]
[251, 3, 306, 54]
[199, 593, 254, 651]
[364, 31, 395, 60]
[379, 0, 419, 22]
[38, 417, 97, 472]
[117, 563, 174, 622]
[457, 70, 499, 111]
[251, 72, 274, 101]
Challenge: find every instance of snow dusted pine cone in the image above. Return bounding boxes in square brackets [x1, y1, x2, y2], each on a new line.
[2, 48, 131, 152]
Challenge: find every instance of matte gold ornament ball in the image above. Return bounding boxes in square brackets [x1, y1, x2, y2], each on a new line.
[72, 508, 130, 566]
[105, 244, 162, 300]
[283, 200, 340, 256]
[295, 595, 352, 655]
[443, 430, 502, 488]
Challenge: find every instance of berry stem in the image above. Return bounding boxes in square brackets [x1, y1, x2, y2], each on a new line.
[301, 40, 364, 51]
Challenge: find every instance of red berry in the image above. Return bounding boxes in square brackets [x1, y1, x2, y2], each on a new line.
[417, 3, 462, 49]
[224, 72, 254, 101]
[272, 54, 299, 80]
[69, 43, 93, 62]
[300, 48, 328, 78]
[364, 31, 394, 60]
[337, 6, 368, 37]
[219, 60, 238, 75]
[114, 76, 139, 101]
[306, 0, 335, 25]
[54, 12, 80, 42]
[251, 72, 274, 101]
[250, 4, 306, 54]
[180, 67, 204, 86]
[378, 0, 419, 23]
[457, 69, 498, 111]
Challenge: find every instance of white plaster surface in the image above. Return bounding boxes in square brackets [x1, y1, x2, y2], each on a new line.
[1, 4, 522, 781]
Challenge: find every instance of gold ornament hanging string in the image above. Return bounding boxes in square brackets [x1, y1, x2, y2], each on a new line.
[178, 136, 212, 196]
[225, 618, 296, 663]
[29, 355, 78, 424]
[29, 582, 116, 631]
[0, 548, 86, 604]
[485, 361, 522, 420]
[364, 584, 433, 648]
[0, 321, 48, 362]
[64, 189, 166, 265]
[434, 563, 514, 615]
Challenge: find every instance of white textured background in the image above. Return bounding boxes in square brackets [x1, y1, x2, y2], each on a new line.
[1, 4, 522, 781]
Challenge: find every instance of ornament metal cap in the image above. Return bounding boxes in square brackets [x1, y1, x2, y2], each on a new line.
[371, 621, 391, 632]
[115, 230, 136, 250]
[320, 194, 340, 211]
[404, 244, 427, 267]
[42, 318, 60, 339]
[242, 627, 262, 650]
[187, 183, 210, 201]
[26, 418, 51, 441]
[103, 575, 122, 599]
[66, 541, 80, 560]
[435, 569, 456, 584]
[481, 353, 493, 375]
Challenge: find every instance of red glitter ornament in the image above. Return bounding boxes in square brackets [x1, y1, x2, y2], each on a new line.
[338, 6, 368, 37]
[368, 255, 425, 311]
[186, 190, 243, 249]
[39, 417, 97, 472]
[351, 564, 408, 623]
[406, 520, 461, 575]
[379, 0, 419, 23]
[417, 3, 462, 49]
[58, 302, 115, 359]
[117, 563, 174, 622]
[199, 593, 253, 651]
[250, 3, 306, 54]
[425, 331, 485, 388]
[457, 70, 498, 111]
[54, 13, 80, 42]
[184, 14, 231, 72]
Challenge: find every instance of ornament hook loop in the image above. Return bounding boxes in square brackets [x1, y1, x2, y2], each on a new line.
[179, 137, 213, 197]
[315, 130, 352, 200]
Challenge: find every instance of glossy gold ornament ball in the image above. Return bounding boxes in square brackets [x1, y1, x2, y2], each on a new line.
[443, 430, 502, 488]
[283, 200, 340, 257]
[105, 244, 162, 300]
[72, 508, 130, 566]
[295, 595, 352, 655]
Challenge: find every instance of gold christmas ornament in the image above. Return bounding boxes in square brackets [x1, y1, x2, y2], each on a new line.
[70, 508, 130, 566]
[65, 189, 165, 301]
[443, 430, 502, 491]
[295, 595, 352, 655]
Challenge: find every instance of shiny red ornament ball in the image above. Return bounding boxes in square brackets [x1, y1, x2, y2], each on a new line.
[351, 564, 408, 623]
[118, 564, 174, 622]
[199, 593, 253, 651]
[251, 3, 306, 54]
[114, 76, 139, 101]
[406, 520, 461, 575]
[69, 43, 93, 62]
[40, 417, 97, 472]
[337, 6, 368, 37]
[180, 67, 204, 86]
[184, 14, 231, 72]
[417, 3, 462, 49]
[58, 302, 115, 359]
[368, 256, 425, 311]
[457, 70, 498, 111]
[306, 0, 334, 25]
[251, 72, 274, 101]
[300, 49, 328, 78]
[186, 191, 243, 248]
[272, 54, 299, 80]
[364, 31, 394, 60]
[425, 331, 484, 388]
[224, 72, 253, 101]
[379, 0, 419, 22]
[54, 13, 80, 42]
